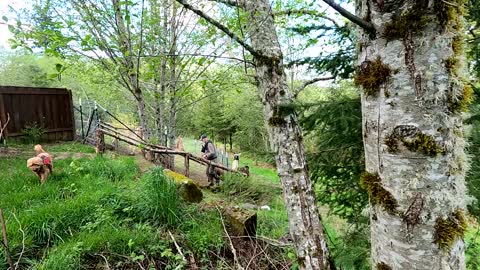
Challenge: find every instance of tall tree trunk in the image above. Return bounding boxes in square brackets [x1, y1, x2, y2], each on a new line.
[112, 0, 151, 139]
[135, 92, 150, 140]
[155, 83, 166, 143]
[245, 1, 331, 269]
[355, 1, 469, 269]
[167, 0, 178, 167]
[155, 0, 169, 144]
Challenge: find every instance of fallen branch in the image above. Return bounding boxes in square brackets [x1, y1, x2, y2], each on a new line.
[168, 230, 187, 269]
[0, 209, 14, 270]
[216, 207, 244, 270]
[94, 253, 111, 270]
[12, 213, 24, 270]
[0, 113, 11, 142]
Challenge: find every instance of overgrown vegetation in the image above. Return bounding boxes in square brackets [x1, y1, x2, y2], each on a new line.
[299, 86, 366, 223]
[21, 122, 45, 143]
[0, 143, 298, 269]
[0, 154, 212, 269]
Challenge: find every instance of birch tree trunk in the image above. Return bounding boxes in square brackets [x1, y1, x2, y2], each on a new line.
[355, 1, 469, 269]
[245, 1, 331, 269]
[112, 0, 151, 139]
[175, 0, 331, 268]
[154, 0, 169, 144]
[167, 0, 178, 167]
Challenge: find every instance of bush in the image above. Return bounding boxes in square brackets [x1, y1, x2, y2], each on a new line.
[21, 122, 45, 143]
[137, 167, 182, 227]
[221, 173, 269, 203]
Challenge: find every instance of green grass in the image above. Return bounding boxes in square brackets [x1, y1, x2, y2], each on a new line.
[0, 142, 295, 269]
[5, 141, 96, 153]
[0, 149, 164, 269]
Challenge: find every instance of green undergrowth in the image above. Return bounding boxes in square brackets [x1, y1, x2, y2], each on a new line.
[0, 143, 293, 269]
[4, 141, 96, 153]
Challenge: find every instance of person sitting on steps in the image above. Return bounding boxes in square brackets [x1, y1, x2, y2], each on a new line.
[200, 134, 218, 187]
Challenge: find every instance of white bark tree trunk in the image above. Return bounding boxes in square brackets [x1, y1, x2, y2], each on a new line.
[245, 1, 331, 269]
[155, 0, 169, 144]
[175, 0, 332, 268]
[167, 0, 178, 168]
[355, 1, 469, 269]
[112, 0, 151, 139]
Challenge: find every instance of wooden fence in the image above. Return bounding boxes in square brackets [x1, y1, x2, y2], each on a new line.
[97, 121, 246, 177]
[0, 86, 75, 141]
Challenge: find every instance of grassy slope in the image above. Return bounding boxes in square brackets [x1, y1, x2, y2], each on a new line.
[3, 141, 477, 269]
[0, 142, 290, 269]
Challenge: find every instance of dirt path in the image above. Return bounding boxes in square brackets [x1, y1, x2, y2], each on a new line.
[173, 155, 210, 187]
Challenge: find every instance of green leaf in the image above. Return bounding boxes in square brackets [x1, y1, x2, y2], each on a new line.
[198, 57, 206, 66]
[55, 63, 63, 72]
[1, 16, 7, 22]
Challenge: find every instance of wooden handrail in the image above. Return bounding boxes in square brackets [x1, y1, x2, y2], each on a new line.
[99, 128, 245, 176]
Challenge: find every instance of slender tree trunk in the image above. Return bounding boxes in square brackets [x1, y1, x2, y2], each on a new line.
[155, 84, 166, 143]
[112, 0, 151, 139]
[155, 0, 169, 144]
[135, 92, 150, 140]
[356, 1, 468, 269]
[245, 1, 331, 269]
[167, 0, 178, 168]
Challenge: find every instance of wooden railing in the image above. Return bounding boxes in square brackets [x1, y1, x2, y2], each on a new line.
[96, 121, 246, 177]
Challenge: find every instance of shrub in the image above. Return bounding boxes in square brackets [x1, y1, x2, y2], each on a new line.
[21, 122, 45, 143]
[221, 173, 268, 203]
[137, 167, 182, 227]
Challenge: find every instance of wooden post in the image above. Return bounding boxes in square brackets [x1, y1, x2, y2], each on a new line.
[0, 209, 14, 270]
[79, 102, 85, 140]
[95, 128, 105, 155]
[184, 154, 190, 177]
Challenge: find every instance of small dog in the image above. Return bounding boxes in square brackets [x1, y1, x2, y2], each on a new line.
[27, 156, 51, 184]
[27, 145, 53, 184]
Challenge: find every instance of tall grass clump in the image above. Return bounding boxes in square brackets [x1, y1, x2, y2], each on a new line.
[138, 167, 182, 227]
[72, 156, 139, 182]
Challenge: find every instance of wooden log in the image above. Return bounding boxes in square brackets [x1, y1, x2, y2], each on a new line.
[164, 169, 203, 203]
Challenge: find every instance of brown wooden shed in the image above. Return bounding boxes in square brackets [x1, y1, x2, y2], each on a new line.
[0, 86, 75, 141]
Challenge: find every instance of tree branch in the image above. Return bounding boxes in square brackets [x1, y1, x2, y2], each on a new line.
[321, 0, 375, 34]
[207, 0, 245, 8]
[274, 9, 341, 29]
[294, 76, 335, 98]
[175, 0, 261, 58]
